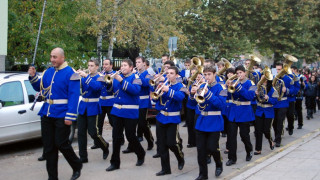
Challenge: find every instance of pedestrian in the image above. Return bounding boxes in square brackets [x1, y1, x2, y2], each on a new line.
[305, 75, 318, 119]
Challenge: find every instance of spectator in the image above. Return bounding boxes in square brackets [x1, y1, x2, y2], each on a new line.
[304, 75, 318, 119]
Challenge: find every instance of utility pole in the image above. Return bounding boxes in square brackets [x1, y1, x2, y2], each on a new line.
[97, 0, 103, 68]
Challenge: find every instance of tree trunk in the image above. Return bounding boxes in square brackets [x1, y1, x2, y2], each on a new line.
[107, 0, 120, 59]
[97, 0, 102, 67]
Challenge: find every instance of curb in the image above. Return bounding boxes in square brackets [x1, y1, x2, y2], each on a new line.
[230, 128, 320, 180]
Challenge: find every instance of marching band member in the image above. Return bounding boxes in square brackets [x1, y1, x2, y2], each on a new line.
[272, 63, 295, 147]
[105, 59, 146, 171]
[28, 48, 82, 180]
[190, 66, 226, 179]
[153, 66, 187, 176]
[135, 56, 154, 150]
[292, 66, 306, 129]
[225, 65, 255, 166]
[179, 59, 191, 85]
[77, 59, 109, 163]
[254, 74, 278, 155]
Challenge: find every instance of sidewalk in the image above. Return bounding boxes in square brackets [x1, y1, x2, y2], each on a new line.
[232, 127, 320, 180]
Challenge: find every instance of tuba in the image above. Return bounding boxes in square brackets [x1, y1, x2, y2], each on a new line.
[151, 79, 169, 100]
[272, 64, 290, 100]
[189, 57, 204, 70]
[256, 66, 273, 102]
[217, 58, 232, 77]
[283, 54, 298, 74]
[227, 74, 239, 93]
[246, 55, 261, 84]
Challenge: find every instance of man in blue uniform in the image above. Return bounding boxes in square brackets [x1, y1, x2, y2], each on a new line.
[273, 63, 295, 147]
[28, 47, 82, 180]
[77, 59, 109, 163]
[153, 66, 187, 176]
[225, 65, 256, 166]
[105, 59, 146, 171]
[292, 66, 305, 129]
[190, 66, 226, 179]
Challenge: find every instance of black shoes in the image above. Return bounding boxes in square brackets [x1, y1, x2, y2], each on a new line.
[275, 142, 281, 147]
[38, 156, 46, 161]
[122, 148, 133, 154]
[297, 125, 302, 129]
[178, 159, 185, 170]
[254, 151, 261, 155]
[103, 149, 109, 160]
[224, 150, 229, 154]
[153, 153, 160, 158]
[246, 152, 253, 161]
[269, 141, 275, 150]
[106, 164, 119, 171]
[80, 158, 88, 163]
[156, 170, 171, 176]
[195, 175, 208, 180]
[221, 133, 227, 137]
[206, 156, 211, 164]
[90, 144, 99, 149]
[147, 143, 154, 150]
[70, 164, 82, 180]
[288, 129, 293, 135]
[226, 159, 236, 166]
[136, 157, 145, 166]
[182, 123, 187, 127]
[187, 144, 196, 148]
[215, 166, 223, 177]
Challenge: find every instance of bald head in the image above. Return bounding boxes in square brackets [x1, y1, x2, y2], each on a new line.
[50, 47, 65, 68]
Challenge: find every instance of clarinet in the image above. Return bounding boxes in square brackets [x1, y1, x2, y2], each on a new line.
[30, 92, 40, 111]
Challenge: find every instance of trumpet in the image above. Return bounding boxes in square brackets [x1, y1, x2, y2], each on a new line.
[227, 74, 240, 93]
[151, 79, 169, 100]
[187, 65, 204, 89]
[256, 66, 273, 102]
[104, 70, 122, 84]
[149, 72, 167, 86]
[195, 82, 208, 104]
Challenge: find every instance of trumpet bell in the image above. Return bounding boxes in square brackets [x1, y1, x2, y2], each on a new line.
[263, 66, 273, 81]
[104, 74, 113, 84]
[195, 95, 205, 104]
[149, 79, 156, 86]
[151, 92, 160, 100]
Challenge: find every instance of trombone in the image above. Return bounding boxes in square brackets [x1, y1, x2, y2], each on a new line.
[151, 79, 169, 100]
[104, 70, 122, 84]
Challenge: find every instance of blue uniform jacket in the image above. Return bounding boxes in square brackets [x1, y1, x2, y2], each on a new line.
[192, 82, 226, 132]
[99, 70, 116, 107]
[29, 62, 79, 121]
[227, 78, 256, 122]
[179, 69, 190, 85]
[109, 73, 142, 119]
[274, 75, 295, 109]
[256, 87, 278, 118]
[287, 74, 300, 102]
[155, 82, 187, 124]
[78, 73, 102, 116]
[137, 70, 152, 109]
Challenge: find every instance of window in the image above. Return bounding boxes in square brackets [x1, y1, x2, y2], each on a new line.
[25, 80, 38, 103]
[0, 81, 24, 107]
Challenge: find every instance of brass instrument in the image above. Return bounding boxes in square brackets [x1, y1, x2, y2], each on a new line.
[246, 55, 261, 83]
[187, 65, 204, 89]
[227, 74, 239, 93]
[272, 54, 298, 100]
[272, 64, 290, 100]
[256, 66, 273, 102]
[151, 79, 169, 100]
[195, 82, 208, 104]
[189, 57, 204, 70]
[105, 70, 122, 84]
[149, 71, 167, 86]
[217, 58, 232, 76]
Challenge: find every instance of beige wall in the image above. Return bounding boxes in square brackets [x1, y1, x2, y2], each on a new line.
[0, 0, 8, 71]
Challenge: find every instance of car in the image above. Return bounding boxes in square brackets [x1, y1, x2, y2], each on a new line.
[0, 72, 43, 145]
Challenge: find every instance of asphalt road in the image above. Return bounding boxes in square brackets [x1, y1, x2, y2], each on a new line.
[0, 108, 319, 180]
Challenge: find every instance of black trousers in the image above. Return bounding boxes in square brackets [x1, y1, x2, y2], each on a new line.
[273, 107, 287, 144]
[295, 99, 303, 126]
[77, 112, 109, 160]
[222, 115, 229, 135]
[306, 96, 316, 118]
[196, 130, 222, 177]
[110, 116, 145, 167]
[227, 121, 252, 162]
[156, 121, 184, 172]
[186, 107, 196, 146]
[286, 101, 295, 130]
[137, 108, 154, 145]
[41, 116, 82, 180]
[255, 115, 273, 151]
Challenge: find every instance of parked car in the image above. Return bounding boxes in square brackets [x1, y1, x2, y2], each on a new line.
[0, 72, 43, 145]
